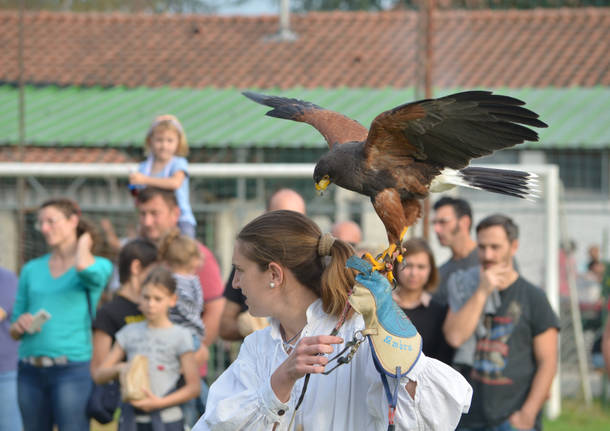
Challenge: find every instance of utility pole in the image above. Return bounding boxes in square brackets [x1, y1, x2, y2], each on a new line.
[17, 0, 26, 270]
[419, 0, 435, 240]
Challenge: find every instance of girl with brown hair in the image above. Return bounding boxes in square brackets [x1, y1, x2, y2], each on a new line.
[94, 266, 201, 431]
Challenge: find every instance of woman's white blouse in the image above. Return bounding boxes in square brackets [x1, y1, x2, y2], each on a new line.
[194, 300, 471, 431]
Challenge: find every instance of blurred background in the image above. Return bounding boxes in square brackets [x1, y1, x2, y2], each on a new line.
[0, 0, 609, 425]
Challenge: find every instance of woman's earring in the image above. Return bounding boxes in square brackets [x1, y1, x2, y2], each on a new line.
[269, 282, 276, 289]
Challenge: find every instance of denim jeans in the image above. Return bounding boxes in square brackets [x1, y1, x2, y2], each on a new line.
[17, 360, 93, 431]
[182, 397, 200, 429]
[0, 370, 23, 431]
[182, 378, 210, 428]
[458, 419, 535, 431]
[199, 378, 209, 413]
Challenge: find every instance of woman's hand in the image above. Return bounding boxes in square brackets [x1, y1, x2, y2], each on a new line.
[282, 335, 343, 379]
[75, 232, 95, 271]
[130, 387, 163, 412]
[271, 335, 343, 402]
[77, 232, 93, 252]
[10, 313, 33, 339]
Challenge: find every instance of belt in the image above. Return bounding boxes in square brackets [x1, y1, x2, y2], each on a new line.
[23, 356, 69, 367]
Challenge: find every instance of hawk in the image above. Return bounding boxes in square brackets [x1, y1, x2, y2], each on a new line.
[243, 91, 547, 272]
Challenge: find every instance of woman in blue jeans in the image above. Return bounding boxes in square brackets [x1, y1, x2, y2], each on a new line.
[10, 198, 113, 431]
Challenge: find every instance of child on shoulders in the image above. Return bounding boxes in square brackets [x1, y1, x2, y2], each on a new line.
[129, 114, 197, 238]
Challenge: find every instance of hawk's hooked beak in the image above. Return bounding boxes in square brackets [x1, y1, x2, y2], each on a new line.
[315, 176, 330, 195]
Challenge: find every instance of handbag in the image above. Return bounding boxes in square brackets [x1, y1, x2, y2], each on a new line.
[87, 380, 121, 424]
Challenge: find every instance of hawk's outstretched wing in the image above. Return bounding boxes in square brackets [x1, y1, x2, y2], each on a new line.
[242, 91, 368, 148]
[364, 91, 548, 171]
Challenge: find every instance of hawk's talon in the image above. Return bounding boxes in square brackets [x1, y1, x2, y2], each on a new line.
[387, 271, 395, 284]
[363, 252, 386, 272]
[360, 227, 409, 284]
[382, 243, 397, 261]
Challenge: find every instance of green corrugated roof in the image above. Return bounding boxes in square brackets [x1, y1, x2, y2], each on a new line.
[0, 85, 608, 149]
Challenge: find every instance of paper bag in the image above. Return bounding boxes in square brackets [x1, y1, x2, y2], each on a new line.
[120, 354, 151, 401]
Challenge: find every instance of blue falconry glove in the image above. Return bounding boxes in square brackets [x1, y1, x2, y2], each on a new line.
[346, 255, 422, 377]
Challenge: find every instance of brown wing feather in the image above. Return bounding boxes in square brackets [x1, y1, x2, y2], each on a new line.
[391, 165, 439, 198]
[364, 91, 547, 170]
[365, 104, 428, 166]
[242, 92, 368, 148]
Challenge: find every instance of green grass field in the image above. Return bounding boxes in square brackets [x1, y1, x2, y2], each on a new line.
[91, 399, 610, 430]
[543, 399, 610, 431]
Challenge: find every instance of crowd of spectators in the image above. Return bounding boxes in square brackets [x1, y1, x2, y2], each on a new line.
[1, 190, 581, 431]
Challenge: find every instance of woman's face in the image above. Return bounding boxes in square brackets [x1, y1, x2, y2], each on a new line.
[231, 241, 274, 317]
[397, 251, 431, 293]
[36, 206, 78, 248]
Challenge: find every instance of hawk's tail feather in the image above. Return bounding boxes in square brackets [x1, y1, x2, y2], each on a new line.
[433, 167, 539, 201]
[460, 167, 539, 200]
